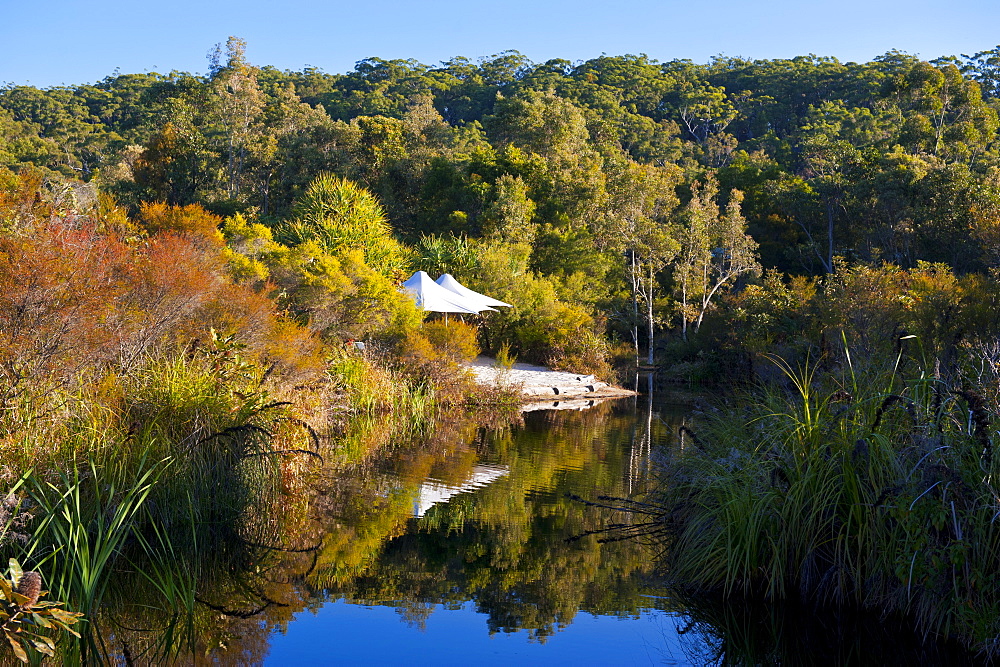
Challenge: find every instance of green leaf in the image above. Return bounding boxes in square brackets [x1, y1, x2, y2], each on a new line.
[0, 576, 13, 600]
[30, 612, 51, 629]
[7, 560, 22, 586]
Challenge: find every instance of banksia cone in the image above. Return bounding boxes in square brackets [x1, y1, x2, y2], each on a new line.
[14, 572, 41, 609]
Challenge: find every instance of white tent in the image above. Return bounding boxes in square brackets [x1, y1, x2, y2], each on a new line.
[435, 273, 512, 308]
[401, 271, 486, 313]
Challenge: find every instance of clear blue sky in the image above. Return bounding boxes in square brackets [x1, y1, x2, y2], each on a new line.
[4, 0, 999, 87]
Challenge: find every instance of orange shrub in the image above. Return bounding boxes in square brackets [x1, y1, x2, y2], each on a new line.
[0, 195, 326, 400]
[0, 221, 138, 399]
[139, 202, 225, 247]
[396, 320, 480, 403]
[193, 282, 325, 383]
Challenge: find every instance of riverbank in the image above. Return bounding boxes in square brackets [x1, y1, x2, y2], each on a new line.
[654, 356, 1000, 659]
[467, 356, 637, 401]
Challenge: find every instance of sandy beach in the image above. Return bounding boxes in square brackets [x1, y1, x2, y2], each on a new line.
[468, 356, 636, 406]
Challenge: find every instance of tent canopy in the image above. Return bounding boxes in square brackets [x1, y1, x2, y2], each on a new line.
[435, 273, 512, 308]
[401, 271, 486, 314]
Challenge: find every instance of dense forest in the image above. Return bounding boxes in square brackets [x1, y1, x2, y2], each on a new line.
[6, 37, 1000, 377]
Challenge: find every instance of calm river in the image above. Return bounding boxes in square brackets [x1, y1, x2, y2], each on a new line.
[256, 394, 706, 665]
[132, 392, 972, 665]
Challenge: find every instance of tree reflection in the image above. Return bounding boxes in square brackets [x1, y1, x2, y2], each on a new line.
[80, 397, 680, 662]
[314, 399, 672, 640]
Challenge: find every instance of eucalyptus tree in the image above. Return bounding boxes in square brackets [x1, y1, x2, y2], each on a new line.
[603, 157, 682, 364]
[659, 60, 738, 147]
[674, 174, 759, 339]
[480, 173, 536, 245]
[0, 84, 111, 177]
[131, 99, 216, 206]
[249, 79, 330, 215]
[886, 60, 999, 164]
[207, 36, 266, 201]
[484, 90, 606, 232]
[962, 45, 1000, 99]
[0, 107, 56, 169]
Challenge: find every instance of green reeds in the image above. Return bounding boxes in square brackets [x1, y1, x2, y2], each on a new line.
[27, 456, 165, 614]
[128, 496, 200, 662]
[15, 453, 166, 662]
[657, 351, 1000, 655]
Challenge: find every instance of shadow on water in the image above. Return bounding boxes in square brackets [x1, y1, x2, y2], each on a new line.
[670, 593, 981, 666]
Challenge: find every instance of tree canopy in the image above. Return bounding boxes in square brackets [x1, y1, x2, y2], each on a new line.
[5, 39, 1000, 366]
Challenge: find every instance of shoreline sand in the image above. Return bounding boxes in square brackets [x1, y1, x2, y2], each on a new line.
[468, 356, 637, 405]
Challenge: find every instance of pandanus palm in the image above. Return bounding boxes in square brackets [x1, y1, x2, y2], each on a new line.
[279, 173, 409, 279]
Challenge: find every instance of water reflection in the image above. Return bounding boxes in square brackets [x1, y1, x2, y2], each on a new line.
[413, 464, 510, 517]
[79, 391, 977, 665]
[310, 399, 675, 640]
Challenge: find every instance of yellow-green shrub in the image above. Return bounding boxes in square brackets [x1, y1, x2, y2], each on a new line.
[270, 244, 423, 341]
[396, 320, 479, 404]
[459, 240, 614, 377]
[422, 320, 480, 362]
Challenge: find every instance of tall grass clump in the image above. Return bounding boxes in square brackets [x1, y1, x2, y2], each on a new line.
[327, 344, 443, 463]
[656, 347, 1000, 655]
[0, 344, 325, 662]
[328, 347, 405, 415]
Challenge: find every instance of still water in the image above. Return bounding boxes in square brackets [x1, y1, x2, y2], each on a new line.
[261, 395, 704, 665]
[101, 392, 972, 665]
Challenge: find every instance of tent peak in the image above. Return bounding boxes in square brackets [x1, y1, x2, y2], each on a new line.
[436, 273, 512, 309]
